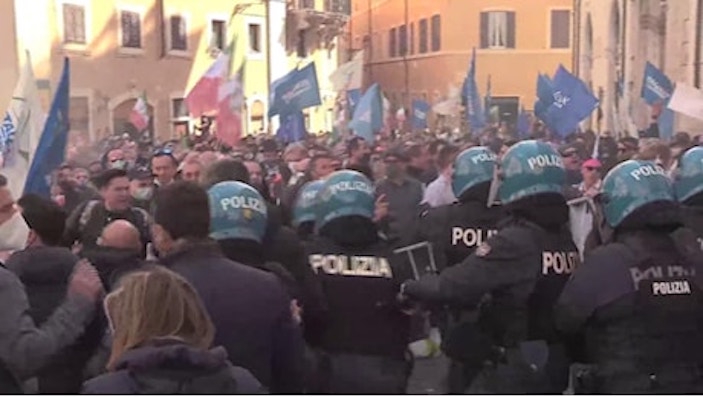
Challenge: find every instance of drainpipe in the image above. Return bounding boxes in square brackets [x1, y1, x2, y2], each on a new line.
[695, 0, 702, 87]
[573, 0, 580, 75]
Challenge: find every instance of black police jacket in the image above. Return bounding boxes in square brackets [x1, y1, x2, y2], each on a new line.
[416, 200, 503, 271]
[305, 234, 413, 358]
[555, 229, 703, 394]
[680, 205, 703, 250]
[405, 217, 579, 347]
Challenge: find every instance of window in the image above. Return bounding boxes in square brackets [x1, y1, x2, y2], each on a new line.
[419, 19, 428, 53]
[210, 19, 226, 50]
[248, 23, 262, 54]
[398, 25, 408, 56]
[550, 10, 571, 49]
[410, 22, 415, 55]
[389, 27, 397, 58]
[69, 96, 90, 135]
[324, 0, 351, 15]
[298, 0, 314, 9]
[120, 10, 141, 49]
[480, 11, 516, 49]
[171, 98, 189, 120]
[62, 3, 86, 44]
[431, 15, 441, 52]
[169, 15, 188, 51]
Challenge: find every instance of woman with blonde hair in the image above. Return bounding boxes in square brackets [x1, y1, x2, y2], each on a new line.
[82, 266, 264, 394]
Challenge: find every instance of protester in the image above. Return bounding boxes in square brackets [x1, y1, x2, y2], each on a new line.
[82, 267, 263, 394]
[6, 194, 104, 393]
[63, 169, 151, 255]
[82, 220, 145, 290]
[422, 144, 459, 208]
[345, 136, 374, 180]
[151, 149, 179, 187]
[405, 143, 435, 184]
[578, 158, 603, 198]
[152, 181, 305, 393]
[127, 167, 154, 211]
[180, 158, 203, 182]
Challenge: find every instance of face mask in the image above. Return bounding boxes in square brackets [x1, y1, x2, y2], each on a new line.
[386, 164, 403, 179]
[109, 160, 127, 170]
[132, 187, 154, 201]
[0, 211, 30, 252]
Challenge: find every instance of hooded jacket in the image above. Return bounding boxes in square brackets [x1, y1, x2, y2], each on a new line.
[81, 341, 263, 394]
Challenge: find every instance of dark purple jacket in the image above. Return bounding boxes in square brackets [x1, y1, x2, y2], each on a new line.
[82, 342, 263, 394]
[159, 241, 305, 393]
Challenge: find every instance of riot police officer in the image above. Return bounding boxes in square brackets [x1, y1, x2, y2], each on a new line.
[414, 146, 504, 392]
[305, 170, 414, 394]
[674, 146, 703, 249]
[292, 180, 325, 241]
[402, 140, 580, 393]
[556, 160, 703, 394]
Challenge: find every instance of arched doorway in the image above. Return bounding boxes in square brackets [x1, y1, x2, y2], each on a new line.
[249, 100, 265, 134]
[112, 98, 154, 140]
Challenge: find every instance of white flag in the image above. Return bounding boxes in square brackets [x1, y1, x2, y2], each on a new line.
[329, 50, 363, 92]
[2, 50, 45, 198]
[667, 83, 703, 121]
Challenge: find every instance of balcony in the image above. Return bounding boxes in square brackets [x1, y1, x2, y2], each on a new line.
[286, 0, 350, 56]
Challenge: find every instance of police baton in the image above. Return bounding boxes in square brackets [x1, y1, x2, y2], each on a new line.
[393, 241, 437, 280]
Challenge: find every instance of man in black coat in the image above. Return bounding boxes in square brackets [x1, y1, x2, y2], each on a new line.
[152, 181, 305, 393]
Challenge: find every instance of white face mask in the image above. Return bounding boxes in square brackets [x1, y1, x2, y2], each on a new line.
[0, 211, 30, 252]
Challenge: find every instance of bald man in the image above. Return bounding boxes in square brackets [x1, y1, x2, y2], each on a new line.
[83, 220, 144, 290]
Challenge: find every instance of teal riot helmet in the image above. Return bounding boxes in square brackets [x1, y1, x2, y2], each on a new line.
[601, 160, 674, 228]
[674, 146, 703, 204]
[496, 140, 566, 205]
[292, 180, 325, 228]
[451, 146, 497, 198]
[315, 170, 375, 230]
[207, 181, 268, 243]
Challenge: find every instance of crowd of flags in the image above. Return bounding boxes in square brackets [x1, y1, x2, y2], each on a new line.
[7, 30, 703, 200]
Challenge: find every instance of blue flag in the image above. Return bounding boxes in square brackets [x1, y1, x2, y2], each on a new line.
[484, 74, 492, 122]
[276, 111, 306, 144]
[348, 83, 382, 143]
[658, 107, 675, 140]
[412, 99, 430, 130]
[268, 69, 296, 118]
[464, 48, 485, 133]
[534, 73, 554, 121]
[269, 62, 321, 118]
[541, 65, 598, 137]
[24, 57, 70, 197]
[347, 89, 361, 116]
[517, 106, 530, 138]
[641, 62, 673, 105]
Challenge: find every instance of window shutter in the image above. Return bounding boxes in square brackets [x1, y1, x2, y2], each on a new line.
[506, 11, 516, 48]
[480, 12, 488, 49]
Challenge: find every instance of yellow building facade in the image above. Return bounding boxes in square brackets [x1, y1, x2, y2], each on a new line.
[349, 0, 574, 127]
[0, 0, 272, 142]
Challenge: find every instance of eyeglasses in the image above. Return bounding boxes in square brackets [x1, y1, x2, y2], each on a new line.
[153, 147, 174, 157]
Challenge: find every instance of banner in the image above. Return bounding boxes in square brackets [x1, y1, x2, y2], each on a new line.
[329, 50, 364, 91]
[668, 82, 703, 122]
[538, 65, 598, 137]
[269, 62, 321, 118]
[2, 50, 45, 198]
[276, 111, 306, 143]
[348, 83, 382, 143]
[24, 57, 70, 197]
[129, 91, 149, 131]
[412, 99, 430, 130]
[185, 53, 229, 116]
[641, 62, 673, 105]
[568, 196, 595, 261]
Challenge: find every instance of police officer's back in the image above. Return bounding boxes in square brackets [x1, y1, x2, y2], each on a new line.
[418, 146, 503, 271]
[556, 160, 703, 394]
[305, 170, 413, 394]
[403, 140, 579, 393]
[674, 146, 703, 249]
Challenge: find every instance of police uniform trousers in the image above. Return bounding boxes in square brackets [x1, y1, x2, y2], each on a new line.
[314, 351, 413, 394]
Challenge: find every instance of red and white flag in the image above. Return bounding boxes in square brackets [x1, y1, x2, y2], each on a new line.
[215, 70, 244, 147]
[185, 53, 230, 116]
[129, 92, 149, 131]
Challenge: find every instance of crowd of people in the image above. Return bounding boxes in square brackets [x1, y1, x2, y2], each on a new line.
[0, 118, 703, 394]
